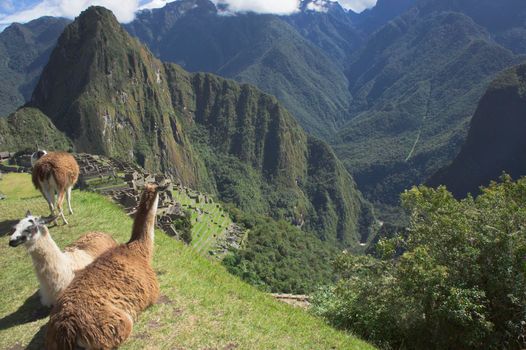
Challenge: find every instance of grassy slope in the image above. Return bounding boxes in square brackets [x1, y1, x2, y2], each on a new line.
[0, 173, 374, 350]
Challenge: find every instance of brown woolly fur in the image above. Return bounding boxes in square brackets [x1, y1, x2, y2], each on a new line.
[45, 184, 161, 350]
[31, 152, 79, 191]
[32, 152, 80, 225]
[64, 232, 118, 259]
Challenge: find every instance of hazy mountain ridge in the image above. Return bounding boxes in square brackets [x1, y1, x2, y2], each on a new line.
[126, 0, 352, 139]
[335, 2, 523, 206]
[15, 6, 372, 247]
[0, 16, 70, 117]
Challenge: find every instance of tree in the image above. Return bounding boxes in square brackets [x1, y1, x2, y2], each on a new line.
[312, 175, 526, 349]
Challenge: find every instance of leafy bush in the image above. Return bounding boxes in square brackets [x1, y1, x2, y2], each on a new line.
[173, 210, 193, 245]
[312, 175, 526, 349]
[222, 207, 339, 294]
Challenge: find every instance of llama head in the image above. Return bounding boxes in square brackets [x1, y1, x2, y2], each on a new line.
[30, 150, 48, 167]
[8, 211, 56, 247]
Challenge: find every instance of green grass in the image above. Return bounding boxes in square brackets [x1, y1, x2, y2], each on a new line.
[0, 173, 374, 349]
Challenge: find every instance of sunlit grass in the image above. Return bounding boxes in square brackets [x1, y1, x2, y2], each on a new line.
[0, 174, 374, 349]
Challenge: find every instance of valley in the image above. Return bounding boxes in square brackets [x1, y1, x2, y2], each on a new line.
[1, 0, 526, 348]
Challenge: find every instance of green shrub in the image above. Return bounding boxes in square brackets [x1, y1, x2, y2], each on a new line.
[312, 175, 526, 349]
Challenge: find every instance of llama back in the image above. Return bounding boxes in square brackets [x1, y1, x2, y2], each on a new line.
[32, 152, 79, 191]
[64, 232, 118, 272]
[46, 246, 159, 349]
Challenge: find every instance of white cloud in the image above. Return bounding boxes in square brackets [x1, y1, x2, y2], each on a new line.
[338, 0, 377, 13]
[306, 0, 330, 13]
[216, 0, 300, 15]
[138, 0, 170, 11]
[0, 0, 140, 26]
[0, 0, 378, 28]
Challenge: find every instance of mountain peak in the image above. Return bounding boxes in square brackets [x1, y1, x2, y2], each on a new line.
[147, 0, 217, 16]
[75, 5, 121, 30]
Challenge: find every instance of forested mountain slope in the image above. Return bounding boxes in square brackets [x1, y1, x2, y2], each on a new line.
[0, 17, 70, 116]
[429, 63, 526, 197]
[335, 1, 523, 205]
[126, 0, 352, 139]
[19, 6, 373, 247]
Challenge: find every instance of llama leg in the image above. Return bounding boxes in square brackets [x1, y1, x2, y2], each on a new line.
[66, 186, 74, 214]
[57, 191, 68, 225]
[42, 186, 55, 217]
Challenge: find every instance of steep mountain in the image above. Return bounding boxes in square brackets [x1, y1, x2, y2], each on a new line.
[29, 7, 204, 188]
[335, 3, 521, 205]
[0, 17, 70, 117]
[285, 0, 362, 65]
[429, 63, 526, 197]
[350, 0, 417, 34]
[26, 6, 373, 247]
[126, 0, 352, 139]
[0, 107, 71, 151]
[417, 0, 526, 54]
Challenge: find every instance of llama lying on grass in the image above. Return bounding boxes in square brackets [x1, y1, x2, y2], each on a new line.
[31, 151, 79, 225]
[8, 211, 117, 307]
[46, 184, 162, 350]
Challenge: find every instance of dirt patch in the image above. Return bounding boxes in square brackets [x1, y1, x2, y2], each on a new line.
[148, 318, 162, 329]
[132, 331, 149, 340]
[224, 343, 238, 350]
[173, 308, 184, 317]
[157, 294, 173, 305]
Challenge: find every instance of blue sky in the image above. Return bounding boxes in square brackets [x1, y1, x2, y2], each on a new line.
[0, 0, 378, 29]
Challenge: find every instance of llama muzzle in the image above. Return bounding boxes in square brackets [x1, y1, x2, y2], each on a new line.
[9, 236, 26, 247]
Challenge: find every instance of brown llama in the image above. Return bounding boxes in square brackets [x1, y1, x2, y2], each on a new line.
[31, 151, 79, 225]
[8, 211, 117, 307]
[45, 184, 161, 350]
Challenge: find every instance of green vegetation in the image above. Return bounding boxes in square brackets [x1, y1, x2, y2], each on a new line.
[0, 17, 70, 117]
[0, 107, 72, 151]
[26, 6, 374, 247]
[127, 2, 351, 139]
[429, 63, 526, 197]
[312, 176, 526, 349]
[336, 9, 521, 208]
[0, 173, 374, 350]
[223, 206, 340, 294]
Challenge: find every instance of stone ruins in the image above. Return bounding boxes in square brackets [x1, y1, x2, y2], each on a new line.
[0, 151, 246, 254]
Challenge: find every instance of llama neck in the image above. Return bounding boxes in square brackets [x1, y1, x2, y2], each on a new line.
[27, 229, 72, 285]
[129, 192, 159, 255]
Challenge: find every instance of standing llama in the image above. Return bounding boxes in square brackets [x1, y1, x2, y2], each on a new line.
[31, 151, 79, 225]
[45, 184, 162, 350]
[8, 211, 117, 307]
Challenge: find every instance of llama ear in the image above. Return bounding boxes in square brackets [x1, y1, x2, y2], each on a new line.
[26, 210, 32, 217]
[38, 215, 58, 225]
